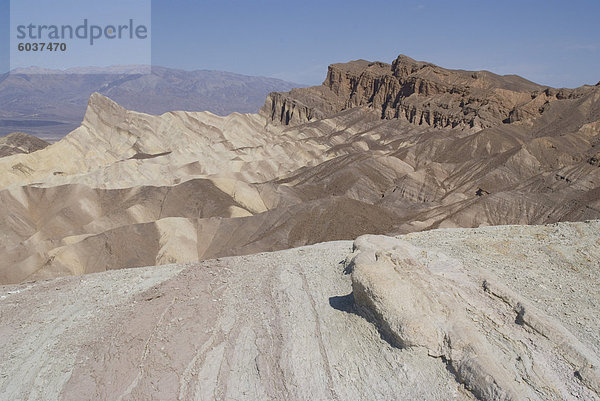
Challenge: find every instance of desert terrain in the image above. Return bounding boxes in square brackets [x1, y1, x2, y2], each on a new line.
[1, 55, 599, 400]
[1, 221, 598, 400]
[0, 55, 599, 285]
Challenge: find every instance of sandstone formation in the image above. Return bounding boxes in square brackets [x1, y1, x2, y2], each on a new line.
[1, 221, 598, 400]
[261, 55, 595, 130]
[0, 55, 599, 285]
[348, 221, 600, 400]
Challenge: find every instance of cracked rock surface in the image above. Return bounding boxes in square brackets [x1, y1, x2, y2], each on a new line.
[349, 220, 600, 400]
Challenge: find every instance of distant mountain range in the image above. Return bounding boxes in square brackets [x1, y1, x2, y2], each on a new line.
[0, 66, 303, 141]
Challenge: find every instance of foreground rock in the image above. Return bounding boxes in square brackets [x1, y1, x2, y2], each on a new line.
[1, 220, 598, 400]
[348, 220, 600, 400]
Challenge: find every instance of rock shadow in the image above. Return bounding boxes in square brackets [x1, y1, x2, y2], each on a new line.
[328, 293, 359, 315]
[341, 259, 353, 275]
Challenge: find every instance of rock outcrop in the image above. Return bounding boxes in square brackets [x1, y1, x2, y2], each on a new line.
[0, 132, 49, 158]
[347, 221, 600, 400]
[262, 55, 597, 130]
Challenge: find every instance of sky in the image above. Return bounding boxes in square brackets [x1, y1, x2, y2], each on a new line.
[1, 0, 599, 88]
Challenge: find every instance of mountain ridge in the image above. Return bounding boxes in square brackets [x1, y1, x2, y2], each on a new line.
[261, 54, 598, 131]
[0, 54, 599, 285]
[0, 66, 304, 140]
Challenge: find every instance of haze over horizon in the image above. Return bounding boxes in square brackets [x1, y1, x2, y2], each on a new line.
[1, 0, 599, 88]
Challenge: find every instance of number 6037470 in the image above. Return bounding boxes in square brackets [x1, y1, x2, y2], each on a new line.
[17, 43, 67, 51]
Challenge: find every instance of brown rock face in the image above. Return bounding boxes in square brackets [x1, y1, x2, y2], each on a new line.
[262, 55, 593, 130]
[259, 85, 345, 125]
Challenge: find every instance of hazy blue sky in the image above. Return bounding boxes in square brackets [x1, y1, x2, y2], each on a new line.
[9, 0, 151, 71]
[1, 0, 599, 87]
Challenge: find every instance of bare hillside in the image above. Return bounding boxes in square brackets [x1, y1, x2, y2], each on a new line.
[0, 55, 599, 284]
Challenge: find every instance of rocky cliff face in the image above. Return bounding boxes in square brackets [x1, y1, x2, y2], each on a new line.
[259, 85, 345, 125]
[262, 55, 596, 130]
